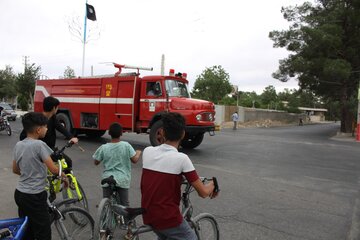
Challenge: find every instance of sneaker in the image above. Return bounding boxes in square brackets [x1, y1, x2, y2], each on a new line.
[123, 233, 132, 240]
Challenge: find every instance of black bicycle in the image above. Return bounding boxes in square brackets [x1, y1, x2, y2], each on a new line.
[94, 176, 220, 240]
[0, 113, 11, 136]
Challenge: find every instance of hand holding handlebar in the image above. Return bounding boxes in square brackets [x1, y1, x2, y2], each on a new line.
[61, 176, 69, 189]
[209, 177, 219, 199]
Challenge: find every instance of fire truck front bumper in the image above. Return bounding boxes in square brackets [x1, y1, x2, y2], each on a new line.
[185, 125, 216, 136]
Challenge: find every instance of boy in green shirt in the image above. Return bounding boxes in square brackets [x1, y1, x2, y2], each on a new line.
[93, 122, 141, 206]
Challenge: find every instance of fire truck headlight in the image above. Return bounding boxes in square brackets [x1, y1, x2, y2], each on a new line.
[196, 114, 202, 121]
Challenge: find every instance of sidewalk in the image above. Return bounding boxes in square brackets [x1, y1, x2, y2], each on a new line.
[332, 131, 358, 142]
[219, 120, 359, 142]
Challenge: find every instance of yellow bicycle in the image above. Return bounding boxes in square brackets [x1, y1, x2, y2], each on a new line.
[47, 142, 88, 211]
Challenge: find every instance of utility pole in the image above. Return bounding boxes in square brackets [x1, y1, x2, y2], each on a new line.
[161, 54, 165, 76]
[82, 0, 88, 76]
[23, 56, 29, 70]
[357, 81, 360, 141]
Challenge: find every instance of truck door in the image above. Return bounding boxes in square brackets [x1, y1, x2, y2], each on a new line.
[139, 81, 164, 121]
[116, 80, 135, 130]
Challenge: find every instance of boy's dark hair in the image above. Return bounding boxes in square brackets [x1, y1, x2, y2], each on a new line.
[22, 112, 48, 133]
[162, 112, 185, 141]
[109, 122, 123, 138]
[43, 96, 60, 112]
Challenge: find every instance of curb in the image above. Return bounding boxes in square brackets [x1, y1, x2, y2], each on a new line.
[347, 192, 360, 240]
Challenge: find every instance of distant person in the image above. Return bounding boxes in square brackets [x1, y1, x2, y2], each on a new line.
[232, 111, 239, 130]
[93, 122, 141, 207]
[13, 112, 68, 240]
[20, 96, 78, 168]
[299, 117, 303, 126]
[147, 89, 155, 96]
[147, 83, 156, 96]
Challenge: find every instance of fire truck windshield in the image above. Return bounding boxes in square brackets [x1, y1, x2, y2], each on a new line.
[165, 80, 190, 98]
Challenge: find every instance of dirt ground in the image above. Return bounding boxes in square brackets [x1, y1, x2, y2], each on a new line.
[220, 119, 300, 129]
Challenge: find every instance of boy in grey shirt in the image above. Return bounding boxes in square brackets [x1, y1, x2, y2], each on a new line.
[13, 112, 68, 240]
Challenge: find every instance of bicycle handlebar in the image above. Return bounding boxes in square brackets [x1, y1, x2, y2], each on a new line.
[182, 176, 220, 194]
[51, 141, 75, 161]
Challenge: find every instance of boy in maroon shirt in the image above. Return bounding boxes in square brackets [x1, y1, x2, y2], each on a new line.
[141, 112, 218, 239]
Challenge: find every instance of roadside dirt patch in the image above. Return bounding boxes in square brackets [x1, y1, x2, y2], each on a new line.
[221, 120, 298, 129]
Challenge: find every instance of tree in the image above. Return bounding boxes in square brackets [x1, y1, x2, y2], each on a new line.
[218, 95, 236, 105]
[16, 63, 41, 110]
[192, 65, 232, 104]
[64, 66, 76, 78]
[238, 91, 261, 108]
[269, 0, 360, 133]
[0, 65, 17, 101]
[260, 85, 278, 109]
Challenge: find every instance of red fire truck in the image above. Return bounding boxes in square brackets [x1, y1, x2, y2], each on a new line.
[34, 64, 215, 149]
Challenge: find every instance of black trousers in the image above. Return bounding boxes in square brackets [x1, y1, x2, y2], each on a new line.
[14, 189, 51, 240]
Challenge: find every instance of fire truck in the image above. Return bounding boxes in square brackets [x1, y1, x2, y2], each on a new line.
[34, 64, 216, 149]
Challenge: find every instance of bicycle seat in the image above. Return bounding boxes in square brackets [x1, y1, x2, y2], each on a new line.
[101, 176, 116, 186]
[112, 205, 146, 220]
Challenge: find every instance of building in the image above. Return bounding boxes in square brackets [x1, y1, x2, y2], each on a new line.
[298, 107, 328, 122]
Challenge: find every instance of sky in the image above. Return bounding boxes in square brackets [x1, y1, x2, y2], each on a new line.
[0, 0, 305, 94]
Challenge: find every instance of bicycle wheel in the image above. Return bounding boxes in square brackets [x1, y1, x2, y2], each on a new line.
[94, 198, 117, 240]
[62, 178, 89, 210]
[52, 206, 94, 240]
[192, 213, 219, 240]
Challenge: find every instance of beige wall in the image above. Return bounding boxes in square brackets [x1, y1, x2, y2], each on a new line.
[215, 105, 306, 124]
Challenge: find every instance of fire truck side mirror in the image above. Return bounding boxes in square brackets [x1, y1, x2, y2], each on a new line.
[154, 82, 162, 96]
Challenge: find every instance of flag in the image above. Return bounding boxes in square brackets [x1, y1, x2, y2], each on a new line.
[86, 3, 97, 21]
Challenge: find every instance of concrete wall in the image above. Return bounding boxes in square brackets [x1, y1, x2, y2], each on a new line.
[215, 105, 305, 125]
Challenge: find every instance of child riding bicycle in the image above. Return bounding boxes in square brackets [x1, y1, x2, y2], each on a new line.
[93, 122, 141, 207]
[141, 112, 219, 240]
[12, 112, 69, 240]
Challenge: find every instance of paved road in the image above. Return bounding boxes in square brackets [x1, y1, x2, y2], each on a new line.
[1, 120, 360, 240]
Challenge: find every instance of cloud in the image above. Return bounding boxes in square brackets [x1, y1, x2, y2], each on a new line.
[0, 0, 303, 94]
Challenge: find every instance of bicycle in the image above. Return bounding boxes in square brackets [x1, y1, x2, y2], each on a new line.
[48, 160, 94, 240]
[0, 217, 28, 240]
[94, 176, 220, 240]
[48, 141, 88, 210]
[0, 113, 11, 136]
[49, 198, 94, 240]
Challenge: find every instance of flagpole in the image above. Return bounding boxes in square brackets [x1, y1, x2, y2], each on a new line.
[82, 0, 88, 77]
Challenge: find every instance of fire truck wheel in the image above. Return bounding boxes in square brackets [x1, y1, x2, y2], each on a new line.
[57, 113, 72, 133]
[149, 120, 165, 146]
[180, 133, 204, 149]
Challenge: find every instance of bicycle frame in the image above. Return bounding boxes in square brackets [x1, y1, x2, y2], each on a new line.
[47, 142, 84, 202]
[0, 217, 28, 240]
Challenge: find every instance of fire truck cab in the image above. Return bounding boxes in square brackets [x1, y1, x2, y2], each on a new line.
[34, 64, 216, 149]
